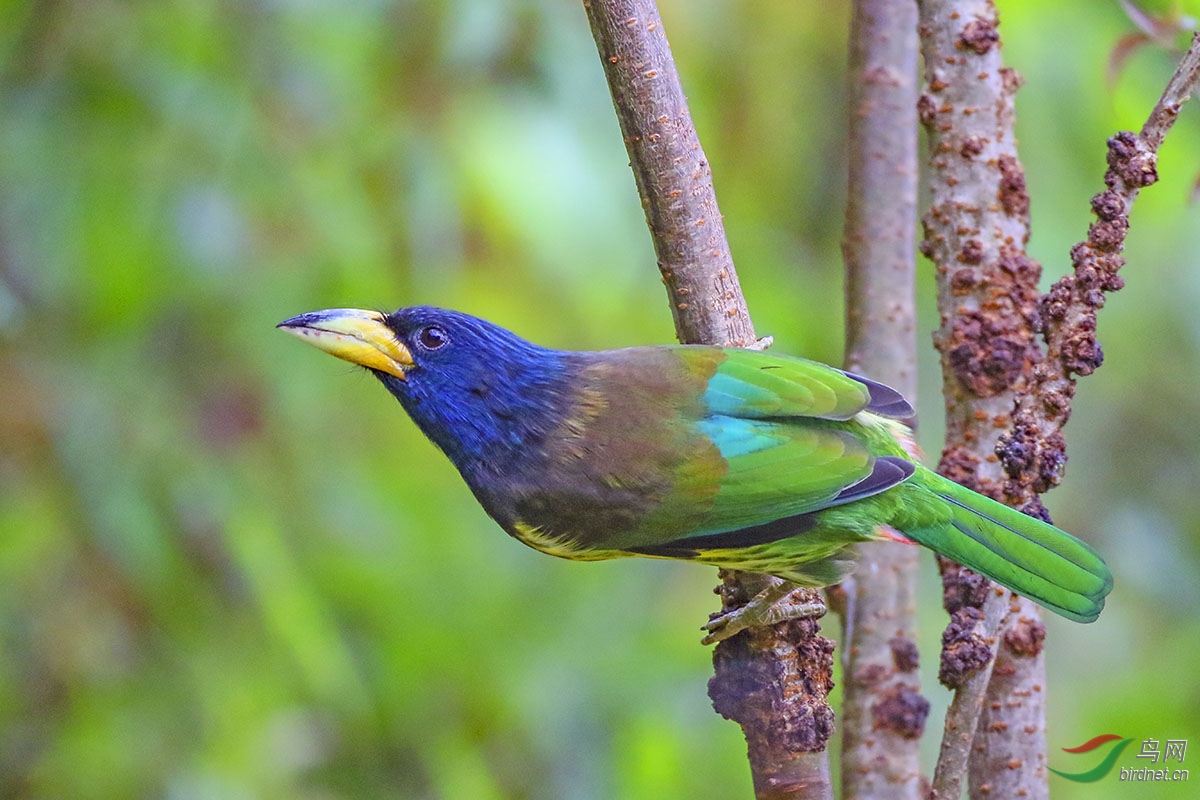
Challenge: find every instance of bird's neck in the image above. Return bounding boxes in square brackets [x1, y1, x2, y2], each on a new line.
[397, 350, 574, 479]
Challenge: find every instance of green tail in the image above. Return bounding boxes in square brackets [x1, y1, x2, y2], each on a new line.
[904, 469, 1113, 622]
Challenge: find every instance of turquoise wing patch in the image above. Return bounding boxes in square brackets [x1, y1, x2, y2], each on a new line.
[691, 415, 877, 533]
[701, 349, 874, 420]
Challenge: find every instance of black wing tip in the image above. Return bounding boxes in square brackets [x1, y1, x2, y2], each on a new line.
[827, 456, 915, 507]
[879, 455, 917, 479]
[872, 397, 918, 419]
[864, 383, 915, 418]
[840, 370, 915, 418]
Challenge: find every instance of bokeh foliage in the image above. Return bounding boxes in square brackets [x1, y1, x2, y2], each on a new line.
[1, 1, 1198, 797]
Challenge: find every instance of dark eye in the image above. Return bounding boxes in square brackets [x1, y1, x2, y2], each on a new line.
[417, 325, 448, 350]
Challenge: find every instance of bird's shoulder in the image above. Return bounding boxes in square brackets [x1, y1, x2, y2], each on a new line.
[567, 344, 912, 422]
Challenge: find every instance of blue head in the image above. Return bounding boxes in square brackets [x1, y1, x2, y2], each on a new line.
[279, 306, 573, 477]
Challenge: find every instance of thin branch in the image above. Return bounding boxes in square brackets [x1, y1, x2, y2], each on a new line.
[838, 1, 928, 798]
[980, 29, 1200, 796]
[1141, 33, 1200, 150]
[914, 1, 1050, 798]
[582, 2, 834, 798]
[581, 0, 754, 349]
[843, 0, 920, 397]
[1000, 32, 1200, 500]
[928, 582, 1010, 800]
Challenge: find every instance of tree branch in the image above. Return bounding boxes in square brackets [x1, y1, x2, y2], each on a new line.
[982, 28, 1200, 797]
[918, 12, 1200, 800]
[838, 2, 928, 798]
[914, 2, 1050, 798]
[582, 2, 834, 797]
[928, 584, 1009, 800]
[581, 0, 755, 349]
[1000, 32, 1200, 499]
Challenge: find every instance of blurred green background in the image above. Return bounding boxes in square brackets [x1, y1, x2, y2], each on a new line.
[1, 0, 1198, 797]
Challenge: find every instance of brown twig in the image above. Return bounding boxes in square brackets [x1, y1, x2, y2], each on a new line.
[581, 0, 755, 349]
[979, 29, 1200, 797]
[914, 1, 1050, 798]
[1000, 32, 1200, 500]
[838, 1, 928, 798]
[582, 2, 834, 797]
[928, 578, 1010, 800]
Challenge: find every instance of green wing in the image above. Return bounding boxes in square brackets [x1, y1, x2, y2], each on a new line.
[689, 417, 876, 532]
[699, 347, 913, 421]
[645, 347, 916, 540]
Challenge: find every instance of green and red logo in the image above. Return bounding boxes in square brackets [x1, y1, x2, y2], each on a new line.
[1051, 734, 1189, 783]
[1049, 734, 1133, 782]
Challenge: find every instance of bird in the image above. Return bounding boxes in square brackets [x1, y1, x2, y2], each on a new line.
[278, 305, 1112, 641]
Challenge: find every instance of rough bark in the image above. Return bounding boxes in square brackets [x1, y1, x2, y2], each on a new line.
[581, 0, 755, 349]
[838, 1, 928, 798]
[914, 2, 1049, 798]
[928, 579, 1010, 800]
[917, 10, 1200, 800]
[582, 2, 834, 797]
[999, 33, 1200, 500]
[985, 27, 1200, 798]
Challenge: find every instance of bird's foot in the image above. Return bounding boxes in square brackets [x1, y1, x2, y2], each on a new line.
[701, 581, 826, 645]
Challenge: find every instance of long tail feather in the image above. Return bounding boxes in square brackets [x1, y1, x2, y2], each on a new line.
[904, 470, 1113, 622]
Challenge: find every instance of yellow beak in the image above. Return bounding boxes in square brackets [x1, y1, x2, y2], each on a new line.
[277, 308, 414, 380]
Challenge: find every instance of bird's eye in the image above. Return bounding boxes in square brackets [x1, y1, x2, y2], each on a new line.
[417, 325, 448, 350]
